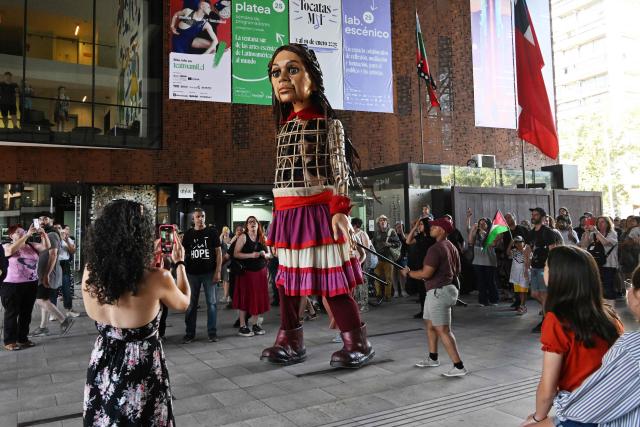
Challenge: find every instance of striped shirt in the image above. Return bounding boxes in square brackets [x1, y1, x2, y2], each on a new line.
[553, 332, 640, 427]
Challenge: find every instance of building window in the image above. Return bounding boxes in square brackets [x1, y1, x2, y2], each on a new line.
[0, 0, 161, 149]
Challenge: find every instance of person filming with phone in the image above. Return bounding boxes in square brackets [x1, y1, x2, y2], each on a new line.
[580, 216, 618, 307]
[1, 223, 49, 351]
[81, 199, 190, 425]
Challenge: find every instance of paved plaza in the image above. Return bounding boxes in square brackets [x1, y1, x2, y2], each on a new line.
[1, 292, 635, 427]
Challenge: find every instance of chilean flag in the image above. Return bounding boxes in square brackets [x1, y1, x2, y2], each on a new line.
[515, 0, 558, 159]
[416, 12, 440, 108]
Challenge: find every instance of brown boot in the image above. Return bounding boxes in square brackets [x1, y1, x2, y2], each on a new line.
[260, 326, 306, 365]
[330, 323, 375, 369]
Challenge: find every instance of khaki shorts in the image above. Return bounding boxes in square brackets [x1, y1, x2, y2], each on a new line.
[423, 284, 458, 326]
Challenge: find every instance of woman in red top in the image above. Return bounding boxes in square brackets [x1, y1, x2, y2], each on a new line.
[521, 246, 622, 426]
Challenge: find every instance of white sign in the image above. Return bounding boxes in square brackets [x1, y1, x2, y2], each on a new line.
[368, 219, 375, 231]
[169, 51, 231, 102]
[289, 0, 344, 109]
[178, 184, 194, 199]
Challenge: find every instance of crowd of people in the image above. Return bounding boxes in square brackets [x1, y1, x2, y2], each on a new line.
[0, 212, 76, 351]
[2, 200, 640, 425]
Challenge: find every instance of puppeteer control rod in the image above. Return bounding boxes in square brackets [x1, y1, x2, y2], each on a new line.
[357, 242, 468, 307]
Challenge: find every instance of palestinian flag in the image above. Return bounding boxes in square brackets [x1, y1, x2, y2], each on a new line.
[416, 12, 440, 108]
[484, 210, 509, 250]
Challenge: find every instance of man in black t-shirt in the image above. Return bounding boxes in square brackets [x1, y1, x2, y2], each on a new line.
[0, 72, 19, 129]
[182, 208, 222, 343]
[526, 207, 560, 333]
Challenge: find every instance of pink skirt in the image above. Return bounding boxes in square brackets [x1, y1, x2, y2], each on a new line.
[232, 269, 270, 316]
[266, 187, 363, 297]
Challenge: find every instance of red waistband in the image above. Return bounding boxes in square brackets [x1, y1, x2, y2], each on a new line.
[273, 190, 333, 211]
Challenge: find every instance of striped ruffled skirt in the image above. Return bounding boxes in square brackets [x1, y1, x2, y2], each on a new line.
[266, 186, 363, 297]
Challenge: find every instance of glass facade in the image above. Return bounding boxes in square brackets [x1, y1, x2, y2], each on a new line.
[0, 0, 162, 148]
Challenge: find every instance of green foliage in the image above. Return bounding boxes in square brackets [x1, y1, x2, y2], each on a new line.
[559, 109, 640, 216]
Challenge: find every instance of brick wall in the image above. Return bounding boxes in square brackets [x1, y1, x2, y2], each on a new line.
[0, 0, 557, 185]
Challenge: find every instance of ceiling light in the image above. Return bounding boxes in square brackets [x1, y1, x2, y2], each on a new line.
[82, 95, 87, 102]
[222, 189, 226, 193]
[74, 25, 80, 36]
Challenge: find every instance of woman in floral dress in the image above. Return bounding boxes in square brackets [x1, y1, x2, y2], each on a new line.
[81, 200, 191, 426]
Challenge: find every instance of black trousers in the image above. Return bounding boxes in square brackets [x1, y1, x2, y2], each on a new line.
[0, 281, 38, 345]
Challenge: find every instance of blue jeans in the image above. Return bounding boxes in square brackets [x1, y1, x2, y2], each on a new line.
[49, 271, 73, 310]
[185, 273, 218, 338]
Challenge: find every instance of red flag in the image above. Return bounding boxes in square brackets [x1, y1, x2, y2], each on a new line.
[514, 0, 558, 159]
[416, 12, 440, 108]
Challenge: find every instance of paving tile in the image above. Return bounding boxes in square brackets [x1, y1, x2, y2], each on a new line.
[261, 388, 337, 413]
[191, 400, 276, 425]
[281, 407, 339, 427]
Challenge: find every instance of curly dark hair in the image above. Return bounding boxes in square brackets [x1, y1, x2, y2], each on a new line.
[84, 199, 154, 305]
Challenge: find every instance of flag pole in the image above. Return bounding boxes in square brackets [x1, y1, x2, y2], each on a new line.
[418, 73, 425, 163]
[416, 6, 425, 163]
[521, 138, 526, 186]
[510, 0, 526, 187]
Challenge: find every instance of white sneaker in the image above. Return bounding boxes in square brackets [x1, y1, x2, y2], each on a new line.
[66, 310, 80, 318]
[415, 356, 440, 368]
[442, 366, 468, 377]
[331, 333, 342, 343]
[49, 315, 57, 322]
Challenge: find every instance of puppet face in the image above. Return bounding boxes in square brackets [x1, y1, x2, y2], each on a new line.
[270, 50, 315, 109]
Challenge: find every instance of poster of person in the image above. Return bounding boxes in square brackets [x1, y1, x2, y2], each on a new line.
[169, 0, 232, 102]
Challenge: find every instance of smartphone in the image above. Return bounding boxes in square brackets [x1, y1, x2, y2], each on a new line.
[159, 225, 176, 254]
[585, 217, 596, 227]
[32, 218, 40, 231]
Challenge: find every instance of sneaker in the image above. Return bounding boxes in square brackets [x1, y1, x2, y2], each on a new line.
[49, 315, 57, 322]
[208, 334, 219, 342]
[17, 340, 36, 348]
[415, 356, 440, 368]
[252, 325, 266, 335]
[531, 321, 543, 333]
[30, 327, 49, 337]
[238, 326, 254, 337]
[66, 310, 81, 318]
[442, 366, 468, 377]
[516, 306, 527, 315]
[331, 332, 342, 343]
[60, 317, 75, 335]
[182, 335, 195, 344]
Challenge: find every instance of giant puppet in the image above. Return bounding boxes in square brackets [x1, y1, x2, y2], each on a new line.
[260, 44, 374, 368]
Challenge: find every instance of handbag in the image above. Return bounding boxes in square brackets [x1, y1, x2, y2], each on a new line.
[386, 229, 402, 261]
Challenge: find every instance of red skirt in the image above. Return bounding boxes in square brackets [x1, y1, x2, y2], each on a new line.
[232, 268, 270, 316]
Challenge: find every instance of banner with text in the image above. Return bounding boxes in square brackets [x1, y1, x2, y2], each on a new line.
[232, 0, 289, 105]
[341, 0, 393, 113]
[168, 0, 232, 102]
[289, 0, 344, 109]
